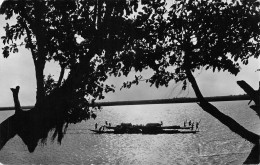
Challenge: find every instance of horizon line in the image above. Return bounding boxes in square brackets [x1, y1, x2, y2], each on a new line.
[0, 94, 250, 111]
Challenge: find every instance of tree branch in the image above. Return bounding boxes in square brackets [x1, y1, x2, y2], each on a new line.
[19, 18, 37, 64]
[57, 66, 65, 88]
[10, 86, 23, 114]
[18, 4, 38, 64]
[237, 80, 260, 116]
[185, 69, 260, 144]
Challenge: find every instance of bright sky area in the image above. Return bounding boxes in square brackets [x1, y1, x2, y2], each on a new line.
[0, 1, 259, 107]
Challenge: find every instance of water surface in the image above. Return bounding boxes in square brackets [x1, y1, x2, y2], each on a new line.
[0, 101, 259, 164]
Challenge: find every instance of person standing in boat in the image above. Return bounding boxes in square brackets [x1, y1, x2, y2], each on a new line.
[195, 122, 199, 131]
[189, 120, 192, 126]
[160, 121, 163, 126]
[191, 122, 194, 130]
[184, 120, 187, 127]
[196, 120, 201, 131]
[95, 123, 98, 130]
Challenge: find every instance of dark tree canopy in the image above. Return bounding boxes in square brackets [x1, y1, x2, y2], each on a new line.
[0, 0, 166, 150]
[0, 0, 168, 102]
[1, 0, 138, 100]
[117, 0, 260, 89]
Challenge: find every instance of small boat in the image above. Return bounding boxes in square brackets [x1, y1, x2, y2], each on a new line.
[143, 129, 198, 134]
[90, 122, 199, 134]
[89, 129, 115, 134]
[89, 129, 198, 134]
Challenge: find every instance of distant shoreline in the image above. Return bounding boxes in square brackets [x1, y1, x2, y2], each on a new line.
[0, 95, 250, 111]
[96, 95, 250, 106]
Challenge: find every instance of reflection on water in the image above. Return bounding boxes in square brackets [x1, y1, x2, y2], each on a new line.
[0, 101, 258, 164]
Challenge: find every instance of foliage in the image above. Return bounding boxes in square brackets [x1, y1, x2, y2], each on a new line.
[1, 1, 141, 104]
[117, 0, 260, 89]
[44, 75, 56, 95]
[0, 0, 164, 144]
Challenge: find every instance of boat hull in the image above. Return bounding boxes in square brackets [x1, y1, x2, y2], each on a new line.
[89, 129, 199, 134]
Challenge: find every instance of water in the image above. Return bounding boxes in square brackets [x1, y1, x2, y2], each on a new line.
[0, 101, 259, 164]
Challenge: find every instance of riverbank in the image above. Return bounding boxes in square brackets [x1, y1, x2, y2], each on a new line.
[0, 94, 249, 110]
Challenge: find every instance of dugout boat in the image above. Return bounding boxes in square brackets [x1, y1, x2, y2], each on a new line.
[90, 122, 199, 134]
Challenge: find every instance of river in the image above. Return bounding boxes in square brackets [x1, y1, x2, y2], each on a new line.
[0, 100, 259, 164]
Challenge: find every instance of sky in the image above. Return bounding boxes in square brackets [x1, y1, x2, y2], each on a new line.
[0, 3, 259, 107]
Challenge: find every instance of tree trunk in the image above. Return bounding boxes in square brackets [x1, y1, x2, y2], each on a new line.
[186, 69, 259, 144]
[57, 66, 65, 88]
[35, 64, 45, 108]
[237, 81, 260, 105]
[237, 80, 260, 116]
[185, 68, 259, 163]
[33, 1, 47, 108]
[0, 85, 72, 152]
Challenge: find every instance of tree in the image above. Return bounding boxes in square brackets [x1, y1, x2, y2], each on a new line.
[0, 0, 162, 152]
[237, 80, 260, 116]
[116, 0, 260, 163]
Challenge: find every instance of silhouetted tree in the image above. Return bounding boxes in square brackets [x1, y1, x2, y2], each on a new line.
[116, 0, 260, 163]
[0, 0, 164, 152]
[237, 80, 260, 115]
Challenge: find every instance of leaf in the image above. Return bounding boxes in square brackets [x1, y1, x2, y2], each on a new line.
[2, 46, 9, 58]
[91, 113, 96, 119]
[3, 49, 9, 58]
[182, 80, 187, 90]
[176, 67, 181, 74]
[234, 55, 238, 62]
